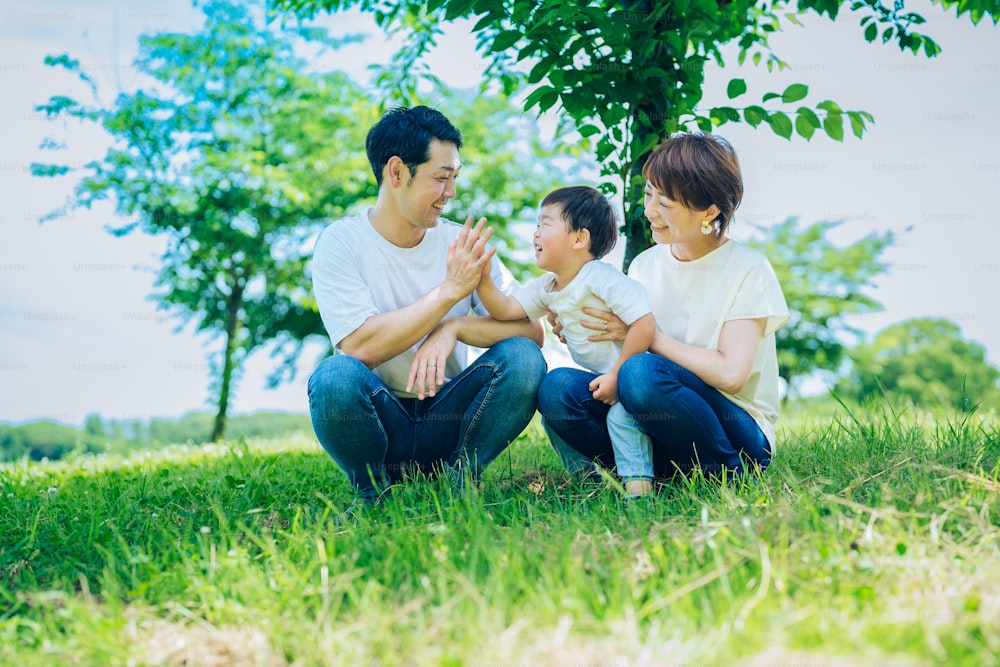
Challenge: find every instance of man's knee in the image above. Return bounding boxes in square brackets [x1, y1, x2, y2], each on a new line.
[307, 355, 378, 417]
[309, 355, 369, 395]
[490, 337, 546, 388]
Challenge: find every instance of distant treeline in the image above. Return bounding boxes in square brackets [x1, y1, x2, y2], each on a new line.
[0, 411, 313, 462]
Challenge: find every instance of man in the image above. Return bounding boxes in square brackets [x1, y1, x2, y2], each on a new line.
[308, 105, 546, 508]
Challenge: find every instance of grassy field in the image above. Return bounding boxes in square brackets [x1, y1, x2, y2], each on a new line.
[1, 408, 998, 666]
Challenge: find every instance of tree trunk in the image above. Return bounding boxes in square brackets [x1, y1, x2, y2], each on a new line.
[621, 113, 658, 272]
[211, 281, 244, 442]
[619, 0, 679, 272]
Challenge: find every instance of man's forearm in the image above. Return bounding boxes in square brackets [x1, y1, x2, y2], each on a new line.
[452, 315, 544, 348]
[338, 284, 465, 368]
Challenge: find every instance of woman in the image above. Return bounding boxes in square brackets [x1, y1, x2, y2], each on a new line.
[538, 132, 789, 496]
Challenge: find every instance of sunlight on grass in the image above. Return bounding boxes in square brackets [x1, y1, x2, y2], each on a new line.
[1, 411, 998, 665]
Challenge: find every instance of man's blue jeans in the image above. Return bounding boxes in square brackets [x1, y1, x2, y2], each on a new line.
[308, 337, 545, 501]
[538, 354, 770, 480]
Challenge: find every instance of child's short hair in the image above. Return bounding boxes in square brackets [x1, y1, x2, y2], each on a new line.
[541, 186, 618, 259]
[642, 132, 743, 236]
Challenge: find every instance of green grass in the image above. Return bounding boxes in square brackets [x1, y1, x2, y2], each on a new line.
[2, 410, 999, 666]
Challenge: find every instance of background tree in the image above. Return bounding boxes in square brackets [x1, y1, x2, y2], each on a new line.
[34, 1, 579, 437]
[33, 1, 375, 440]
[272, 0, 999, 268]
[746, 218, 894, 401]
[835, 318, 1000, 412]
[0, 421, 105, 462]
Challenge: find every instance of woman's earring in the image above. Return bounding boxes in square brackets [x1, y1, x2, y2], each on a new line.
[701, 219, 715, 235]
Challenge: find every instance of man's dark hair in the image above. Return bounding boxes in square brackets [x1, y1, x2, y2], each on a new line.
[365, 106, 463, 187]
[541, 186, 619, 260]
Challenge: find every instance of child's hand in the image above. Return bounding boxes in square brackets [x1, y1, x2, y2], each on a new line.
[477, 226, 497, 285]
[480, 252, 493, 282]
[589, 372, 618, 405]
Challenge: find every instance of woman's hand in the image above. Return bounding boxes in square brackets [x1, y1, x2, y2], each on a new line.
[406, 320, 459, 400]
[580, 306, 627, 343]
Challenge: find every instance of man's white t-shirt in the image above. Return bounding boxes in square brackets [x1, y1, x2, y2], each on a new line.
[512, 260, 651, 374]
[627, 240, 790, 448]
[312, 212, 517, 398]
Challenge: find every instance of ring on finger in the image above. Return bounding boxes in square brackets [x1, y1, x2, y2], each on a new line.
[603, 321, 608, 331]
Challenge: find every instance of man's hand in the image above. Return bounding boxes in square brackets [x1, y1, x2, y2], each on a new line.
[589, 372, 619, 405]
[444, 216, 495, 301]
[406, 320, 459, 400]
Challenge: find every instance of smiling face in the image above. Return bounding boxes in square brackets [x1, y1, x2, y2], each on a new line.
[394, 139, 461, 231]
[640, 133, 744, 258]
[533, 203, 589, 276]
[642, 181, 710, 247]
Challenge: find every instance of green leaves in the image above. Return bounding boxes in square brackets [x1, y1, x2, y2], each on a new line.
[838, 318, 1000, 411]
[762, 83, 809, 104]
[267, 0, 997, 279]
[30, 163, 70, 177]
[795, 107, 821, 139]
[781, 83, 809, 103]
[743, 105, 768, 128]
[766, 111, 794, 139]
[848, 111, 872, 138]
[710, 106, 741, 124]
[704, 84, 872, 142]
[746, 218, 895, 397]
[705, 83, 875, 142]
[726, 78, 747, 99]
[33, 0, 385, 439]
[491, 29, 522, 51]
[522, 85, 559, 113]
[823, 111, 845, 141]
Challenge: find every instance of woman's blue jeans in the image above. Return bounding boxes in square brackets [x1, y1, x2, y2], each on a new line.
[308, 337, 545, 501]
[538, 354, 770, 480]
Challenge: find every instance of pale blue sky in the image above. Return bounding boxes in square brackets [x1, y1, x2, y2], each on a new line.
[1, 0, 998, 425]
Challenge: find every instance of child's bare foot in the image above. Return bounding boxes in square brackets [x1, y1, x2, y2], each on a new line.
[624, 479, 652, 497]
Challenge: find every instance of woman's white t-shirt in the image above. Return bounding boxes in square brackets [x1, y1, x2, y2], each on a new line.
[627, 240, 790, 448]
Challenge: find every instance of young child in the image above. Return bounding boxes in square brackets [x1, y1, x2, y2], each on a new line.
[476, 185, 656, 497]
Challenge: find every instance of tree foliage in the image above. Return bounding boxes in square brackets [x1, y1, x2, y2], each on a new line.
[33, 1, 375, 441]
[271, 0, 999, 268]
[746, 218, 894, 399]
[0, 421, 104, 462]
[835, 318, 1000, 412]
[34, 1, 574, 433]
[0, 411, 314, 462]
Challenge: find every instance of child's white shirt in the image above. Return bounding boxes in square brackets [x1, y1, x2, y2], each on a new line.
[512, 260, 652, 374]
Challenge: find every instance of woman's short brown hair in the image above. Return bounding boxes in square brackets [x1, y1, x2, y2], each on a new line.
[641, 132, 743, 236]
